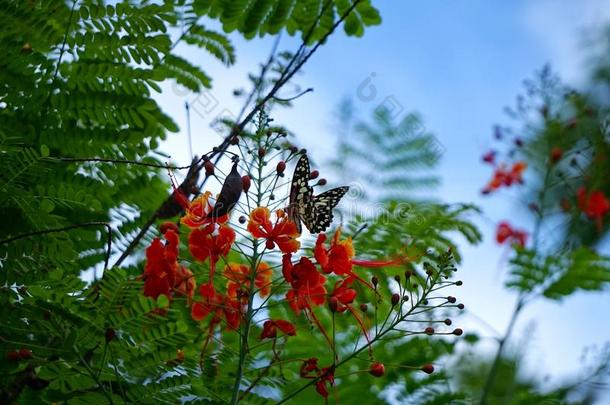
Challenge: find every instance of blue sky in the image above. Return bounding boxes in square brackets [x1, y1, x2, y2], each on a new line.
[156, 0, 610, 395]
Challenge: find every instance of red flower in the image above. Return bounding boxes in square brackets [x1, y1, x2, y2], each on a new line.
[247, 207, 300, 253]
[314, 228, 354, 276]
[225, 262, 273, 299]
[495, 221, 527, 247]
[191, 284, 241, 330]
[143, 226, 183, 299]
[577, 187, 610, 231]
[260, 319, 296, 339]
[300, 357, 320, 378]
[315, 366, 335, 399]
[189, 222, 235, 283]
[329, 279, 357, 313]
[174, 265, 196, 299]
[282, 255, 327, 314]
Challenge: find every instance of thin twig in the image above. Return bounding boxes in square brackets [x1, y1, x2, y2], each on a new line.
[0, 222, 112, 272]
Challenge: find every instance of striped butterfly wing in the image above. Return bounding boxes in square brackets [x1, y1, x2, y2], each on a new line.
[288, 154, 313, 234]
[303, 186, 350, 234]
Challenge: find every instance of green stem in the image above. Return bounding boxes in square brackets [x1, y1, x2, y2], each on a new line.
[479, 158, 553, 404]
[277, 272, 442, 404]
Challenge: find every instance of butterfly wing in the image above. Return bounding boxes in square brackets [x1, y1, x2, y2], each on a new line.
[303, 186, 349, 234]
[288, 154, 313, 234]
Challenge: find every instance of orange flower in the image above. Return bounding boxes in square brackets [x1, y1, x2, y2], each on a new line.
[247, 207, 300, 253]
[181, 191, 229, 229]
[224, 262, 273, 299]
[482, 161, 527, 193]
[314, 227, 400, 287]
[189, 222, 235, 283]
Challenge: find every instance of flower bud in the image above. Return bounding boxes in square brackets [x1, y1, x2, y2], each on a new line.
[309, 170, 319, 180]
[105, 328, 116, 342]
[421, 364, 434, 374]
[550, 147, 563, 164]
[369, 362, 385, 377]
[265, 240, 275, 250]
[514, 138, 523, 147]
[289, 145, 298, 154]
[447, 296, 456, 303]
[391, 293, 400, 306]
[18, 348, 32, 360]
[371, 276, 378, 287]
[444, 319, 452, 326]
[393, 275, 401, 283]
[424, 327, 434, 335]
[359, 303, 368, 312]
[160, 222, 179, 235]
[299, 148, 307, 155]
[238, 216, 246, 224]
[455, 280, 463, 286]
[21, 42, 33, 54]
[328, 297, 339, 313]
[404, 270, 413, 279]
[204, 160, 215, 176]
[277, 160, 286, 174]
[6, 351, 20, 362]
[230, 135, 239, 145]
[317, 179, 327, 186]
[452, 328, 463, 336]
[242, 175, 251, 192]
[457, 303, 465, 310]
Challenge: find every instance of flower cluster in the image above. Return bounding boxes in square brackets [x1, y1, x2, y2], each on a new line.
[140, 138, 462, 400]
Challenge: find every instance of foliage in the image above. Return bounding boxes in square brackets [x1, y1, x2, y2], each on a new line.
[331, 99, 442, 202]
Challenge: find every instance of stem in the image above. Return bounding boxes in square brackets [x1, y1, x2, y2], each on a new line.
[479, 296, 524, 404]
[277, 271, 442, 404]
[229, 126, 267, 404]
[479, 155, 553, 404]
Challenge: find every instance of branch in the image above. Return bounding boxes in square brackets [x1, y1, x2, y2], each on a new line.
[0, 222, 112, 272]
[114, 0, 363, 268]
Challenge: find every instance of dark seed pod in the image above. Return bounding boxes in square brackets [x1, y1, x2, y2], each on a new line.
[421, 364, 434, 374]
[369, 362, 385, 377]
[242, 175, 251, 192]
[204, 160, 215, 176]
[105, 328, 116, 342]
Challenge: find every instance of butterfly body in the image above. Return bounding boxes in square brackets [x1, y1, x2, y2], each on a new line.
[288, 154, 349, 234]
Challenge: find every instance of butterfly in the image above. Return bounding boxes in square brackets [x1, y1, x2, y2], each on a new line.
[287, 154, 349, 234]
